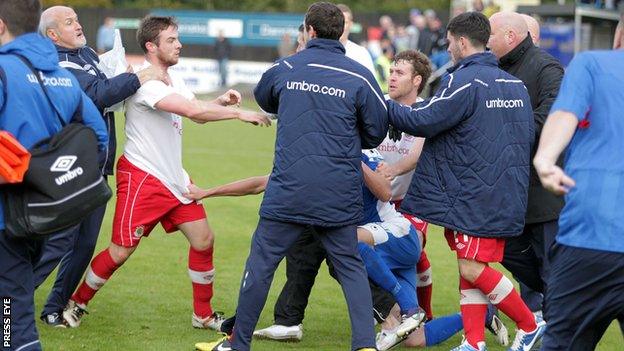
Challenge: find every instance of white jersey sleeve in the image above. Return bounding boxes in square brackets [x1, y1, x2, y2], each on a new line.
[134, 80, 177, 109]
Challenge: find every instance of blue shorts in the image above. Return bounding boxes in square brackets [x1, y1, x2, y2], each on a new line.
[360, 219, 421, 291]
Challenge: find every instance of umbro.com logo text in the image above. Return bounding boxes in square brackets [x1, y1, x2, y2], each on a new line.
[485, 98, 524, 109]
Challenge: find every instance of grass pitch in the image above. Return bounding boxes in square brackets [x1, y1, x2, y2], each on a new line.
[35, 96, 622, 350]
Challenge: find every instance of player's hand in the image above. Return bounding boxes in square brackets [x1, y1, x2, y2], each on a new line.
[534, 159, 575, 195]
[217, 89, 242, 107]
[136, 65, 169, 85]
[239, 111, 272, 127]
[376, 162, 397, 181]
[183, 184, 209, 200]
[388, 125, 402, 142]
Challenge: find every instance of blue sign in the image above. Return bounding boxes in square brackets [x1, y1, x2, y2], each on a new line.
[151, 9, 304, 47]
[540, 23, 575, 67]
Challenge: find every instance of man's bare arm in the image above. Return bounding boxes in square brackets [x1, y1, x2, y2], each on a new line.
[376, 137, 425, 180]
[184, 175, 270, 200]
[155, 93, 270, 126]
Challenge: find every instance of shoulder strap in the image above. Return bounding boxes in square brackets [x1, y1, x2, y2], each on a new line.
[13, 54, 66, 127]
[0, 66, 7, 115]
[13, 54, 83, 126]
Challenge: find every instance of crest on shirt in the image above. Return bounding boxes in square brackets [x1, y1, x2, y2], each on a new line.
[133, 225, 145, 238]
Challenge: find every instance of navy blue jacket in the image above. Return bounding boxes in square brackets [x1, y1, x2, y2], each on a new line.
[56, 45, 141, 175]
[0, 33, 108, 229]
[254, 39, 388, 226]
[388, 52, 533, 237]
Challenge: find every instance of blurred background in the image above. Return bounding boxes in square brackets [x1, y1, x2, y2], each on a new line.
[44, 0, 623, 95]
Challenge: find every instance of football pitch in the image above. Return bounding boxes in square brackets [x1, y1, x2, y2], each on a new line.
[35, 96, 622, 350]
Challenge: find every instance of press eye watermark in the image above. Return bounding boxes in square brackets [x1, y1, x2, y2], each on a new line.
[2, 297, 10, 348]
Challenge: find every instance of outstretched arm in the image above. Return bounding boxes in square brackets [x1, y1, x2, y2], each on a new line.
[388, 76, 473, 138]
[155, 93, 271, 126]
[184, 175, 270, 200]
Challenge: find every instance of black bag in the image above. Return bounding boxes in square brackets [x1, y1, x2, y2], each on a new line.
[2, 55, 112, 238]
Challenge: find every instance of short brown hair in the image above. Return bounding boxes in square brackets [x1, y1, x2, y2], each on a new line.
[136, 16, 178, 53]
[0, 0, 40, 37]
[447, 11, 490, 49]
[304, 2, 344, 40]
[393, 50, 432, 94]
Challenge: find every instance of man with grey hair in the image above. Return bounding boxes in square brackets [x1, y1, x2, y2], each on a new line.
[33, 5, 166, 328]
[488, 11, 564, 321]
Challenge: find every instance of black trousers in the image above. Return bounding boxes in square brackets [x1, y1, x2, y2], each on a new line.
[273, 227, 395, 326]
[501, 220, 558, 294]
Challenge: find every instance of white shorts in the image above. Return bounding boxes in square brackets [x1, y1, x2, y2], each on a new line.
[358, 215, 412, 245]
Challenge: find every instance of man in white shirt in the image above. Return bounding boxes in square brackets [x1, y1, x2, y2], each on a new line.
[337, 3, 375, 75]
[64, 16, 270, 330]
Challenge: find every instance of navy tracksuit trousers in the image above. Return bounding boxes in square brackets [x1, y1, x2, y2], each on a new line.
[231, 217, 376, 351]
[33, 203, 106, 316]
[0, 232, 44, 351]
[542, 243, 624, 350]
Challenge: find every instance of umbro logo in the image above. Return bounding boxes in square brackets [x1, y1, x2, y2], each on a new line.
[50, 155, 84, 186]
[50, 155, 77, 172]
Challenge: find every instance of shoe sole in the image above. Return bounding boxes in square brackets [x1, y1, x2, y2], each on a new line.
[62, 309, 83, 328]
[396, 315, 426, 337]
[252, 333, 302, 342]
[193, 324, 222, 331]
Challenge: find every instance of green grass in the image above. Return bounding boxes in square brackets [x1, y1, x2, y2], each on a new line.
[35, 96, 622, 350]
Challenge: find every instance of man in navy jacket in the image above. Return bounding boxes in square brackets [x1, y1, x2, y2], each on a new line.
[0, 1, 108, 349]
[33, 5, 166, 327]
[387, 12, 543, 351]
[218, 3, 388, 351]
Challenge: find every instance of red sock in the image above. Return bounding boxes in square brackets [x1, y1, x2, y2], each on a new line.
[473, 266, 537, 332]
[459, 277, 488, 348]
[416, 250, 433, 319]
[72, 249, 120, 306]
[189, 246, 214, 318]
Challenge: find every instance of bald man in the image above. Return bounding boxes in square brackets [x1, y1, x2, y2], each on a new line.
[33, 6, 166, 328]
[520, 14, 540, 45]
[488, 11, 564, 320]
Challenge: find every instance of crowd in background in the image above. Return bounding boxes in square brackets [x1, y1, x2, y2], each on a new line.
[277, 2, 517, 95]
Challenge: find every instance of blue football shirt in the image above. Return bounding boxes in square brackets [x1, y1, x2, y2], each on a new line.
[550, 50, 624, 253]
